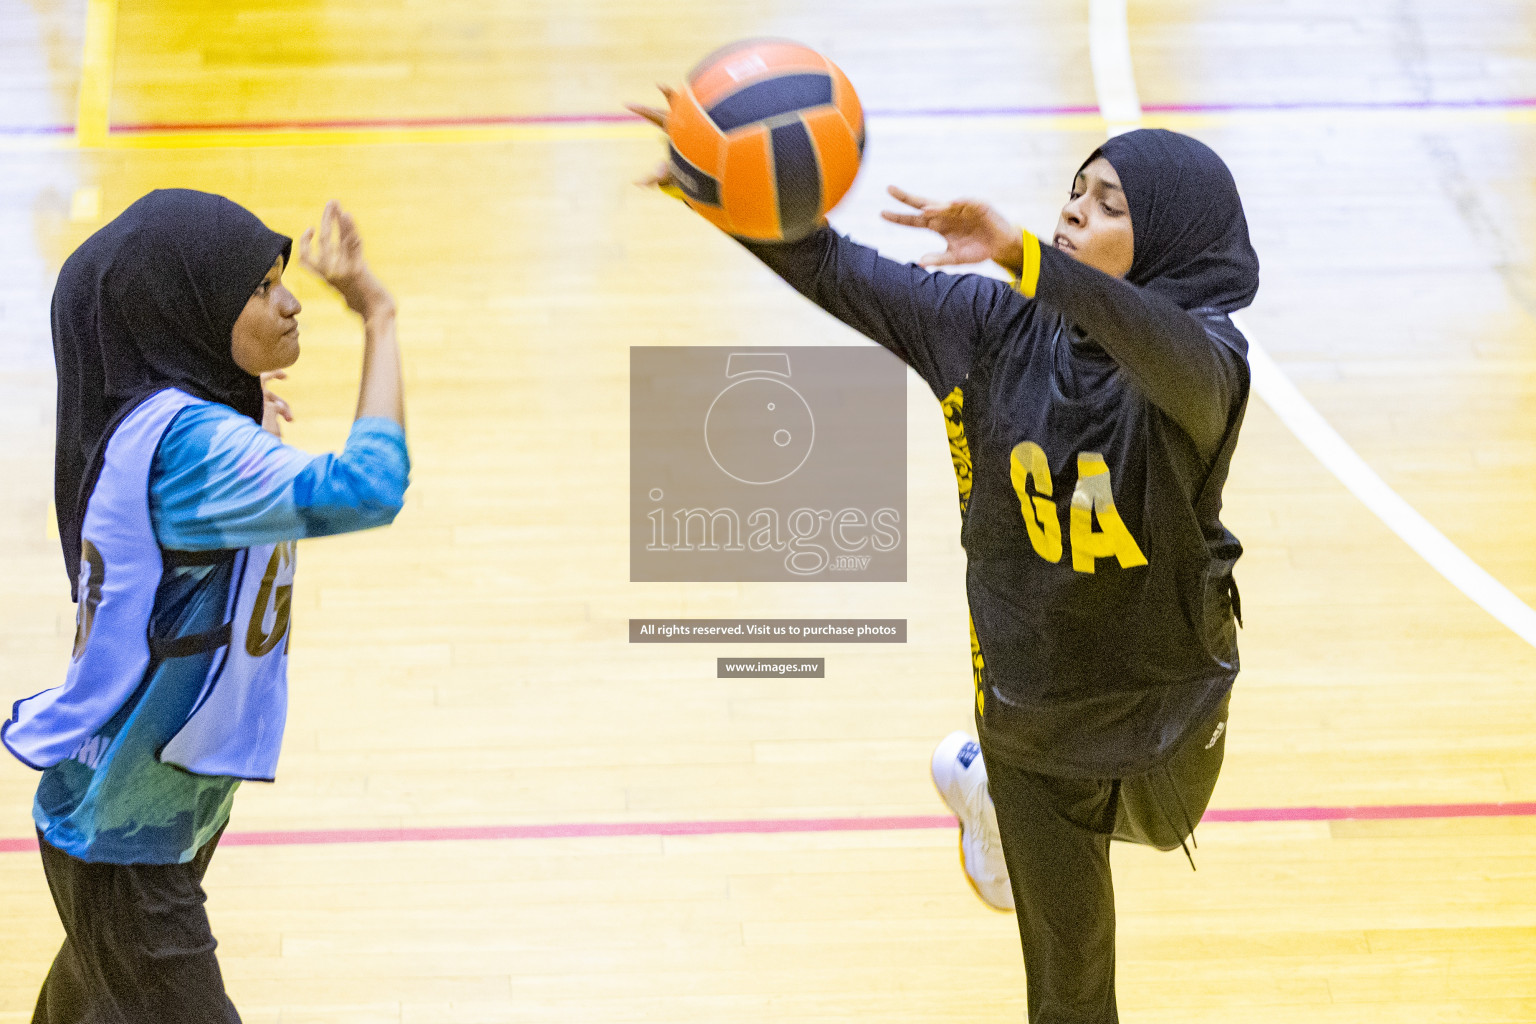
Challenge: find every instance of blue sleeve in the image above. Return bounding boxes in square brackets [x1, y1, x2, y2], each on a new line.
[149, 403, 410, 551]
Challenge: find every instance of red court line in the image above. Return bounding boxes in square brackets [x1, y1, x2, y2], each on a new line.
[99, 96, 1536, 132]
[1201, 802, 1536, 823]
[108, 112, 642, 133]
[7, 95, 1535, 137]
[1142, 97, 1536, 114]
[3, 802, 1533, 855]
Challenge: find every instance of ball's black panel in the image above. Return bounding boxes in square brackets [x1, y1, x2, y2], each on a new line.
[770, 119, 822, 233]
[706, 73, 834, 133]
[668, 145, 721, 207]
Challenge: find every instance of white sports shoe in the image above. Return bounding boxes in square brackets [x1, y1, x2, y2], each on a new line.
[930, 730, 1014, 912]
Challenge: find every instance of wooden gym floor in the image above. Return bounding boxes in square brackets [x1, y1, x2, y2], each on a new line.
[2, 0, 1535, 1020]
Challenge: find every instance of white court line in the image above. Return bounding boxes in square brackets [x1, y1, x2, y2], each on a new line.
[1240, 323, 1536, 645]
[1086, 0, 1536, 649]
[1088, 0, 1143, 135]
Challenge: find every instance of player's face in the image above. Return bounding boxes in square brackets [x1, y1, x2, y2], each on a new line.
[231, 256, 302, 375]
[1053, 157, 1135, 279]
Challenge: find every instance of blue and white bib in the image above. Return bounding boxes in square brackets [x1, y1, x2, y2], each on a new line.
[4, 387, 293, 781]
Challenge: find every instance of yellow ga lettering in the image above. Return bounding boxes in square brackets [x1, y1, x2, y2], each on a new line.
[1008, 445, 1147, 573]
[1009, 441, 1063, 563]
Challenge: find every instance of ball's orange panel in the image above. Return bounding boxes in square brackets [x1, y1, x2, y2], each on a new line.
[801, 106, 862, 214]
[667, 86, 725, 178]
[690, 202, 732, 233]
[825, 58, 865, 143]
[720, 124, 781, 241]
[689, 39, 830, 108]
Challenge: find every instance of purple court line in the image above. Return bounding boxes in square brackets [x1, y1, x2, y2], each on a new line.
[99, 96, 1536, 131]
[2, 801, 1533, 855]
[1143, 97, 1536, 114]
[6, 95, 1536, 138]
[0, 124, 74, 136]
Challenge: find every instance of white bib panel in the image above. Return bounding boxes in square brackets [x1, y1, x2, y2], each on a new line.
[160, 541, 293, 779]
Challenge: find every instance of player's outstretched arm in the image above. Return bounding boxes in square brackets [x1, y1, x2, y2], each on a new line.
[299, 201, 403, 427]
[627, 90, 1013, 399]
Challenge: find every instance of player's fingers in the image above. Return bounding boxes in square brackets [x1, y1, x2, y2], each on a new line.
[321, 201, 339, 250]
[626, 103, 668, 129]
[887, 185, 937, 211]
[337, 207, 360, 251]
[637, 162, 678, 189]
[879, 209, 927, 227]
[297, 227, 316, 269]
[917, 250, 958, 268]
[309, 216, 329, 264]
[921, 199, 965, 222]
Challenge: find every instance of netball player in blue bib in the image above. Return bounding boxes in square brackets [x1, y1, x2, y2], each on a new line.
[4, 191, 408, 1023]
[636, 106, 1259, 1023]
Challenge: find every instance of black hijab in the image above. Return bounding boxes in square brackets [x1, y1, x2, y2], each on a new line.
[1080, 129, 1259, 313]
[53, 189, 291, 595]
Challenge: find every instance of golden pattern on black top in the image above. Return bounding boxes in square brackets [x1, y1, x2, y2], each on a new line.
[969, 613, 985, 718]
[942, 387, 985, 717]
[941, 386, 973, 519]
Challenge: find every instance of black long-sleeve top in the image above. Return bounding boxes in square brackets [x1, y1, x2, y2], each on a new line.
[743, 227, 1251, 777]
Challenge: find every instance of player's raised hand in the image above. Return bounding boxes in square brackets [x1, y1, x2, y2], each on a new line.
[881, 186, 1025, 273]
[625, 86, 684, 195]
[259, 370, 293, 437]
[299, 201, 393, 320]
[625, 85, 674, 132]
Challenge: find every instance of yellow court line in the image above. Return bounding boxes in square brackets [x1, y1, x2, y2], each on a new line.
[75, 0, 118, 147]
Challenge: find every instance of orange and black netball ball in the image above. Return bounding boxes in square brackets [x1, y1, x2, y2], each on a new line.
[666, 39, 865, 241]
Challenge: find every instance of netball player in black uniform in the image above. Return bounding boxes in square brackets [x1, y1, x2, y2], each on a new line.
[634, 109, 1258, 1022]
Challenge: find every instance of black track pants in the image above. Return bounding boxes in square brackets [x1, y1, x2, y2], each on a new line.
[32, 827, 240, 1024]
[982, 694, 1230, 1024]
